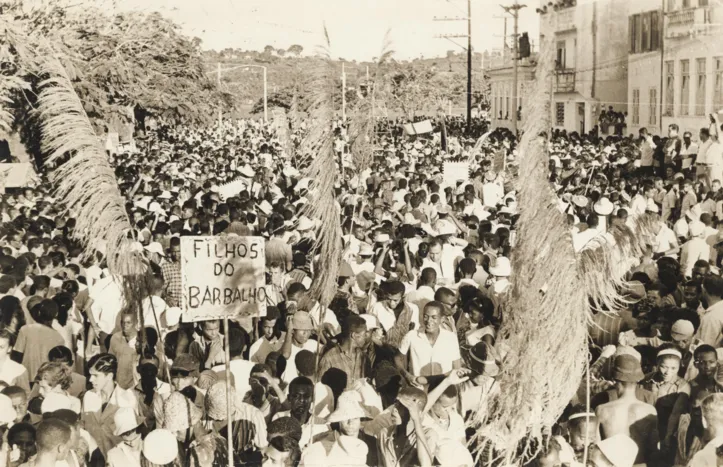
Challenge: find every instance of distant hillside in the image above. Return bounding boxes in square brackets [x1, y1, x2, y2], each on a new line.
[202, 47, 487, 115]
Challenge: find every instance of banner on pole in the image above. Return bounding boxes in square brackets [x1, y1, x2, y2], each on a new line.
[443, 162, 470, 186]
[493, 149, 507, 173]
[181, 236, 267, 322]
[403, 120, 433, 136]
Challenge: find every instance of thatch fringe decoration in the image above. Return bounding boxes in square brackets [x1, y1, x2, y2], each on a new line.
[36, 53, 146, 278]
[579, 213, 661, 312]
[347, 31, 394, 175]
[297, 27, 342, 308]
[468, 39, 589, 465]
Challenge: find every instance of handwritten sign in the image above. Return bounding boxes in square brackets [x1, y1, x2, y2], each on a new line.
[181, 236, 267, 322]
[443, 161, 470, 186]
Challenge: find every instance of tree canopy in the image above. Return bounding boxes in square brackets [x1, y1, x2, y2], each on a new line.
[1, 1, 231, 131]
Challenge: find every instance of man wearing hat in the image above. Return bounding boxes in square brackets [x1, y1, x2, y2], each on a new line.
[106, 407, 143, 466]
[595, 355, 659, 466]
[300, 391, 370, 466]
[280, 311, 318, 384]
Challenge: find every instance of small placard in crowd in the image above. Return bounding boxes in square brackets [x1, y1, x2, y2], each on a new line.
[180, 236, 267, 322]
[493, 148, 507, 173]
[403, 119, 433, 135]
[443, 161, 470, 186]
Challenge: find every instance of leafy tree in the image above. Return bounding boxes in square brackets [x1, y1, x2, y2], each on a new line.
[277, 48, 286, 57]
[288, 44, 303, 56]
[264, 45, 275, 54]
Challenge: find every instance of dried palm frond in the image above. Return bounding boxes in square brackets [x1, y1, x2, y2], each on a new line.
[469, 39, 589, 465]
[579, 213, 661, 312]
[347, 30, 394, 175]
[36, 53, 145, 279]
[297, 27, 342, 307]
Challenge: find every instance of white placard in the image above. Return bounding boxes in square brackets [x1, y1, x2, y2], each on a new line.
[181, 236, 267, 322]
[443, 161, 470, 186]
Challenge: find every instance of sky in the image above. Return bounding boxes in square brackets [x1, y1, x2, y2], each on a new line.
[111, 0, 541, 60]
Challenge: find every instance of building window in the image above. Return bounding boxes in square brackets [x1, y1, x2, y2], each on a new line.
[716, 57, 723, 112]
[680, 59, 690, 116]
[682, 0, 690, 7]
[696, 58, 706, 116]
[556, 41, 566, 69]
[632, 89, 640, 125]
[665, 61, 675, 116]
[700, 0, 709, 6]
[667, 0, 675, 11]
[629, 11, 662, 54]
[556, 102, 565, 126]
[649, 88, 658, 125]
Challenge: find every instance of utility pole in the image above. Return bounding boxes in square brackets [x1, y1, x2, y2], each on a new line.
[502, 1, 526, 136]
[217, 62, 222, 128]
[341, 62, 347, 120]
[434, 5, 474, 133]
[467, 0, 472, 133]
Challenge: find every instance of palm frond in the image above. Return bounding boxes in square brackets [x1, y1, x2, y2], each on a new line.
[297, 27, 342, 307]
[469, 39, 588, 465]
[36, 53, 145, 278]
[347, 31, 394, 174]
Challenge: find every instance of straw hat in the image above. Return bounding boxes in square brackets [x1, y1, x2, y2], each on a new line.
[296, 216, 315, 232]
[143, 430, 178, 465]
[113, 407, 142, 436]
[205, 382, 237, 421]
[163, 392, 202, 432]
[489, 257, 512, 277]
[593, 198, 614, 216]
[327, 392, 368, 423]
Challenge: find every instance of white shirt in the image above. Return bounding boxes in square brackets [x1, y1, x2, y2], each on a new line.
[281, 340, 318, 384]
[89, 275, 124, 334]
[300, 433, 368, 467]
[106, 442, 141, 467]
[371, 301, 420, 332]
[681, 237, 710, 278]
[405, 285, 436, 311]
[213, 359, 256, 398]
[399, 329, 461, 377]
[654, 225, 678, 255]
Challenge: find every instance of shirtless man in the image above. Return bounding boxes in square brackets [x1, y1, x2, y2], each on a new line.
[689, 344, 723, 406]
[595, 355, 659, 466]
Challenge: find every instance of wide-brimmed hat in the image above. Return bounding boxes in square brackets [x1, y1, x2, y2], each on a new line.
[238, 165, 255, 178]
[205, 382, 237, 421]
[163, 392, 202, 432]
[144, 242, 165, 256]
[113, 407, 142, 436]
[143, 430, 178, 465]
[489, 257, 511, 277]
[296, 216, 315, 232]
[434, 220, 457, 237]
[572, 195, 588, 208]
[612, 355, 644, 383]
[326, 392, 367, 423]
[593, 198, 614, 216]
[358, 244, 374, 256]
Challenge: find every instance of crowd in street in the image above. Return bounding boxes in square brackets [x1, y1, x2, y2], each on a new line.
[1, 109, 723, 467]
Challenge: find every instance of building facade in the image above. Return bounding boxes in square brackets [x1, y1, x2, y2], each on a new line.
[627, 0, 721, 136]
[539, 0, 630, 134]
[485, 49, 537, 131]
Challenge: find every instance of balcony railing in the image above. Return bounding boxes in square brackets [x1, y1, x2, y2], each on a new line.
[668, 9, 694, 25]
[666, 7, 713, 37]
[555, 69, 576, 93]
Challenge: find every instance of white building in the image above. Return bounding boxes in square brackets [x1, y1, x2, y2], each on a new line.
[539, 0, 630, 134]
[485, 49, 537, 131]
[627, 0, 722, 136]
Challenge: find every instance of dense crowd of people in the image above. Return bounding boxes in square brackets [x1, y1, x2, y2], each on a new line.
[1, 108, 723, 467]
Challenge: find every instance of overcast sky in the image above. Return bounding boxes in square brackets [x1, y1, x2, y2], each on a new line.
[113, 0, 540, 60]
